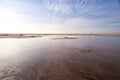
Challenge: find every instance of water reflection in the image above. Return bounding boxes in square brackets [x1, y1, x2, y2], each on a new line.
[0, 36, 120, 80]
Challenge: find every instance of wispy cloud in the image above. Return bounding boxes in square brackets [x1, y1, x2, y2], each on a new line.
[44, 0, 120, 19]
[0, 0, 120, 33]
[45, 0, 71, 14]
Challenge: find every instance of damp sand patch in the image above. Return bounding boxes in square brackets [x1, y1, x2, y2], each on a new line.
[0, 35, 43, 39]
[79, 49, 93, 53]
[51, 36, 78, 40]
[72, 48, 94, 53]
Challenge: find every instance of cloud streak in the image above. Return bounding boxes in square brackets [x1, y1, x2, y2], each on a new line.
[44, 0, 120, 19]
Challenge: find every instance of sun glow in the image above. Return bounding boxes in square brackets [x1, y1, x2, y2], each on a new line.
[0, 8, 37, 33]
[0, 8, 59, 33]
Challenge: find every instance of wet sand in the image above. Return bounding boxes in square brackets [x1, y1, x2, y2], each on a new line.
[0, 34, 42, 38]
[51, 36, 78, 40]
[0, 36, 120, 80]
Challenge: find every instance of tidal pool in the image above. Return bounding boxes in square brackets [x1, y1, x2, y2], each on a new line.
[0, 36, 120, 80]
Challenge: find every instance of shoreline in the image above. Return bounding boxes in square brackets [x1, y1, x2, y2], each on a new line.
[0, 33, 120, 38]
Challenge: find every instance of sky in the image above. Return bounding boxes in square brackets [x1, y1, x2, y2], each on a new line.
[0, 0, 120, 33]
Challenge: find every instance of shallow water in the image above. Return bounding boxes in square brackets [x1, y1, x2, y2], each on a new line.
[0, 36, 120, 80]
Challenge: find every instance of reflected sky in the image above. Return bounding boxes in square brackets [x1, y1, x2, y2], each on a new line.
[0, 36, 120, 80]
[0, 36, 120, 60]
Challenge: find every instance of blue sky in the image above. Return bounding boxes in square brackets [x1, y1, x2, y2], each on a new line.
[0, 0, 120, 33]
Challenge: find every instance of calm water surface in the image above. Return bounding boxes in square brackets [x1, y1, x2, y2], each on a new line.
[0, 36, 120, 80]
